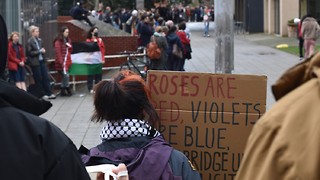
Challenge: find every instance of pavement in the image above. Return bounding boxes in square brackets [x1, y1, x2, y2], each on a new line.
[41, 25, 303, 149]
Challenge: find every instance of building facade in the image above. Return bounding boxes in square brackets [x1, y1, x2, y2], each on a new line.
[234, 0, 319, 36]
[264, 0, 320, 37]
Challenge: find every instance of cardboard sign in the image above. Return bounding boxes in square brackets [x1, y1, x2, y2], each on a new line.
[147, 71, 267, 180]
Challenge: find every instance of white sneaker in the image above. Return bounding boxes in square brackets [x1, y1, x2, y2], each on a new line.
[90, 89, 95, 94]
[48, 94, 56, 99]
[42, 95, 49, 100]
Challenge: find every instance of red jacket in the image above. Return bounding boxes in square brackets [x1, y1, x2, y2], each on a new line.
[54, 38, 72, 72]
[298, 21, 303, 38]
[7, 41, 26, 71]
[176, 30, 190, 55]
[86, 37, 105, 63]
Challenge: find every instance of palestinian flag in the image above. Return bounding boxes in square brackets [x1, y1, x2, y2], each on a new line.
[69, 42, 103, 75]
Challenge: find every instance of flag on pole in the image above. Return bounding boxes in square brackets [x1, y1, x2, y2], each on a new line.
[69, 42, 103, 75]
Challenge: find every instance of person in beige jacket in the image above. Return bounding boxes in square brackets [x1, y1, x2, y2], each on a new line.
[302, 16, 320, 58]
[236, 52, 320, 180]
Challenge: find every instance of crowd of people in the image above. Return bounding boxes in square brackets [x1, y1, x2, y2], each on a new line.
[83, 3, 202, 71]
[1, 12, 201, 179]
[4, 2, 320, 180]
[86, 2, 214, 30]
[5, 2, 214, 99]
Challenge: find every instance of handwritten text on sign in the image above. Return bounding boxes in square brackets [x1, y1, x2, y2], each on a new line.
[147, 71, 267, 180]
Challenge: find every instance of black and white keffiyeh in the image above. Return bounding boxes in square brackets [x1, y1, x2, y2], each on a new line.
[100, 119, 161, 141]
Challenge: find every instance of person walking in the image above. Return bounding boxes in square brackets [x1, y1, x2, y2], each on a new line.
[138, 14, 154, 47]
[7, 32, 27, 90]
[297, 15, 310, 60]
[54, 26, 73, 96]
[79, 70, 201, 180]
[26, 25, 56, 99]
[86, 27, 105, 93]
[301, 15, 320, 58]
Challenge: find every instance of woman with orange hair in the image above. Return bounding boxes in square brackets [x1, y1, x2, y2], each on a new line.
[80, 70, 201, 180]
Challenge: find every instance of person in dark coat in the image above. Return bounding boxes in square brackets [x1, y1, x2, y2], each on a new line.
[138, 14, 154, 47]
[0, 86, 91, 180]
[80, 70, 201, 180]
[69, 2, 94, 27]
[165, 24, 183, 71]
[26, 25, 56, 99]
[0, 14, 90, 180]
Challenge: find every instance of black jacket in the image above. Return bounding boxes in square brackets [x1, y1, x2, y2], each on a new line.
[0, 80, 90, 180]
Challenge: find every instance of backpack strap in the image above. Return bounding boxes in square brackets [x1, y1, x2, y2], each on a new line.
[127, 136, 174, 179]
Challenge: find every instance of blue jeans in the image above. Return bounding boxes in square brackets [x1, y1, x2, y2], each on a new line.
[31, 61, 52, 96]
[204, 21, 209, 35]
